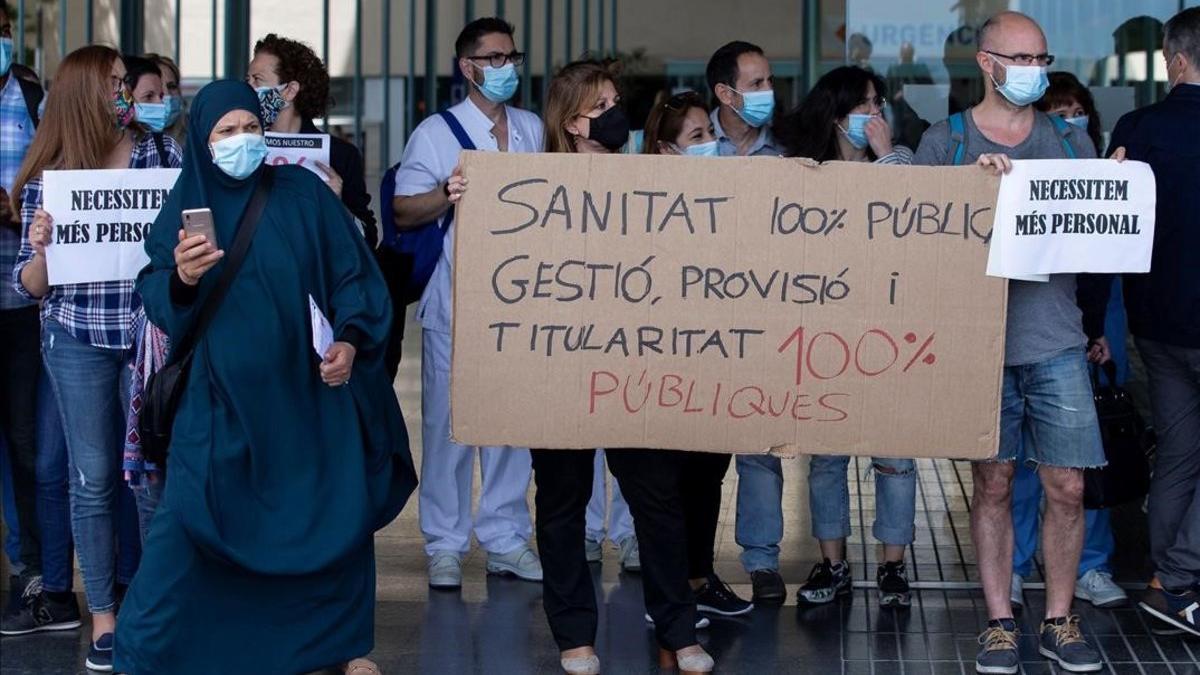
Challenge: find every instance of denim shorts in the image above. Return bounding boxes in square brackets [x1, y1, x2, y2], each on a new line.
[990, 348, 1106, 469]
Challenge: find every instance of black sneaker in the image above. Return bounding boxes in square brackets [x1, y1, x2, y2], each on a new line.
[86, 632, 114, 672]
[975, 618, 1019, 674]
[4, 575, 23, 615]
[0, 591, 82, 636]
[796, 559, 851, 605]
[1138, 587, 1199, 637]
[1038, 615, 1102, 672]
[877, 561, 911, 608]
[694, 574, 754, 616]
[750, 569, 786, 605]
[4, 574, 41, 615]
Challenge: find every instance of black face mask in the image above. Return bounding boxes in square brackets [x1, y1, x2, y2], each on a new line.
[584, 106, 630, 151]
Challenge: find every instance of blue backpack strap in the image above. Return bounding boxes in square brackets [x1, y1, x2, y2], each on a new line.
[437, 110, 478, 152]
[1047, 114, 1077, 159]
[434, 110, 478, 231]
[379, 162, 401, 249]
[439, 206, 456, 232]
[947, 112, 966, 166]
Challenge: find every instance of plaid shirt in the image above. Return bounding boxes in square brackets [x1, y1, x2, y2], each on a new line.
[12, 133, 183, 349]
[1, 74, 37, 310]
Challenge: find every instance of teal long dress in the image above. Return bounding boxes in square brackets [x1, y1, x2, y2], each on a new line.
[115, 81, 416, 674]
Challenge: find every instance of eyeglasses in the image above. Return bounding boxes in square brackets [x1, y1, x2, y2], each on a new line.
[985, 50, 1055, 67]
[466, 51, 525, 68]
[110, 75, 126, 93]
[860, 95, 886, 108]
[663, 91, 704, 111]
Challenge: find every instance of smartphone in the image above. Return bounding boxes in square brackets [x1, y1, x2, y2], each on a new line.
[181, 208, 218, 247]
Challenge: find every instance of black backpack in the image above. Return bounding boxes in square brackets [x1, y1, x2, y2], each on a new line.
[1083, 362, 1153, 509]
[11, 64, 43, 128]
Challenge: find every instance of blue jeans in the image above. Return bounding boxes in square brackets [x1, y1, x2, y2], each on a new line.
[34, 368, 73, 594]
[131, 479, 164, 544]
[994, 349, 1106, 469]
[1011, 456, 1113, 578]
[808, 455, 917, 546]
[0, 439, 21, 572]
[42, 320, 132, 613]
[735, 454, 784, 572]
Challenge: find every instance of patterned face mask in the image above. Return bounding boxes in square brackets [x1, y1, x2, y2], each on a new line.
[255, 85, 289, 128]
[112, 87, 136, 129]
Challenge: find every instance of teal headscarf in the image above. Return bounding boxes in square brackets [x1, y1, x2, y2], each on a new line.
[140, 80, 267, 339]
[159, 79, 268, 248]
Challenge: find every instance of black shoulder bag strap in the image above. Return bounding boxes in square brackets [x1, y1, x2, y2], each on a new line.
[15, 75, 43, 128]
[152, 132, 167, 167]
[140, 166, 275, 466]
[172, 166, 275, 358]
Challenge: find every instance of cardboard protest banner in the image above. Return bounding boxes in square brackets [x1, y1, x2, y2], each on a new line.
[451, 152, 1007, 458]
[264, 132, 331, 178]
[987, 159, 1156, 279]
[42, 168, 181, 285]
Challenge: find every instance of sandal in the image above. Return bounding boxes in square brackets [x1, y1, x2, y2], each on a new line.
[344, 658, 382, 675]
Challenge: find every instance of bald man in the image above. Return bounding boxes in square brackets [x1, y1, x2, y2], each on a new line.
[915, 11, 1118, 674]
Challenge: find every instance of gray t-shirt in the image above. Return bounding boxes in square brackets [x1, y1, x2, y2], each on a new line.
[914, 109, 1097, 366]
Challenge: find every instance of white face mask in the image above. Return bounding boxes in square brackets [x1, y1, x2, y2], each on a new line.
[1167, 52, 1197, 89]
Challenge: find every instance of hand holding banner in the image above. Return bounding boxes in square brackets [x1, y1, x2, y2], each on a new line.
[264, 132, 331, 179]
[986, 159, 1156, 279]
[451, 152, 1009, 459]
[42, 168, 181, 286]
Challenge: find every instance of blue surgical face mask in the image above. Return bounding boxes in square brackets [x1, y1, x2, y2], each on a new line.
[1063, 115, 1089, 129]
[838, 113, 874, 149]
[210, 133, 268, 180]
[678, 140, 719, 157]
[0, 37, 13, 76]
[988, 56, 1049, 108]
[472, 62, 519, 103]
[163, 95, 183, 128]
[731, 88, 775, 128]
[135, 102, 170, 132]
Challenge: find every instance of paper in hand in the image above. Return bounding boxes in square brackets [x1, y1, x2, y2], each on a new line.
[986, 159, 1155, 280]
[308, 294, 334, 359]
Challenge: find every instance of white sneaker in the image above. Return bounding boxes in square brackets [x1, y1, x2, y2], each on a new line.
[1075, 569, 1128, 608]
[1011, 574, 1024, 610]
[585, 538, 603, 563]
[486, 546, 544, 582]
[618, 536, 641, 573]
[428, 552, 463, 589]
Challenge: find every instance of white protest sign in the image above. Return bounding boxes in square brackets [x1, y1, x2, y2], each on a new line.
[42, 168, 181, 286]
[264, 132, 331, 178]
[987, 159, 1156, 279]
[308, 294, 334, 359]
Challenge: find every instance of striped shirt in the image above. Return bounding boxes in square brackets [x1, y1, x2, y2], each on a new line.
[1, 74, 37, 311]
[874, 145, 914, 165]
[12, 132, 183, 349]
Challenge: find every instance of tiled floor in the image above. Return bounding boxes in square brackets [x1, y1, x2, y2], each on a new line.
[2, 310, 1196, 674]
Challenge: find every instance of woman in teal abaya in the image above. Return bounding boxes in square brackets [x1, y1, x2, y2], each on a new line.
[114, 81, 415, 675]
